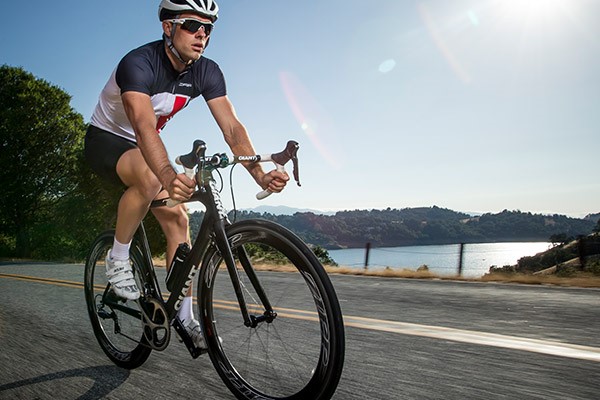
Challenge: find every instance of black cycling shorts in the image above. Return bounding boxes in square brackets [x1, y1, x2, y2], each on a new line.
[84, 125, 137, 186]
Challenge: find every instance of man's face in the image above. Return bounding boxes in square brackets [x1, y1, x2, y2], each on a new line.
[164, 12, 213, 63]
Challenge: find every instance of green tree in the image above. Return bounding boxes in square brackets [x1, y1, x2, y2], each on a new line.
[0, 65, 86, 257]
[311, 245, 337, 266]
[549, 233, 572, 247]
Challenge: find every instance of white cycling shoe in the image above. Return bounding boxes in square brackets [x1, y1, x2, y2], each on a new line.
[182, 318, 207, 349]
[105, 255, 140, 301]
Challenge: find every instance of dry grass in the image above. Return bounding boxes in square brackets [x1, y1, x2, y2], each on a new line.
[330, 266, 600, 288]
[479, 272, 600, 288]
[328, 265, 600, 287]
[323, 265, 438, 279]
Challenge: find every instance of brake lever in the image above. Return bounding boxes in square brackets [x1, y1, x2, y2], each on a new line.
[166, 140, 206, 207]
[256, 140, 301, 200]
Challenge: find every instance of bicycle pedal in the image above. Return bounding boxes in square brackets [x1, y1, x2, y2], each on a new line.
[97, 309, 113, 319]
[172, 318, 207, 359]
[190, 346, 207, 358]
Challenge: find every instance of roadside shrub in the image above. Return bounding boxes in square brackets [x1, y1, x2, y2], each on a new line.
[488, 265, 517, 275]
[311, 245, 338, 266]
[516, 246, 576, 273]
[0, 234, 15, 258]
[243, 243, 338, 266]
[584, 257, 600, 276]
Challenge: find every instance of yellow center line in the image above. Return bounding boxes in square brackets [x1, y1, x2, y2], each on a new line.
[2, 272, 599, 362]
[0, 273, 83, 289]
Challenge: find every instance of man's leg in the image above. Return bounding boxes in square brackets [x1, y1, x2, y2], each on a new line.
[115, 148, 164, 245]
[151, 201, 206, 348]
[106, 148, 163, 300]
[150, 197, 190, 268]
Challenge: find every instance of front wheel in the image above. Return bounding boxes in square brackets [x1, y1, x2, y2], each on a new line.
[198, 219, 345, 400]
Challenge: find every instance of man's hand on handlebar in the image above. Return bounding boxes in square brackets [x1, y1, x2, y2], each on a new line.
[166, 172, 196, 202]
[259, 170, 290, 194]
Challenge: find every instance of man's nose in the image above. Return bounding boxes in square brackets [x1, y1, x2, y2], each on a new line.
[195, 26, 208, 38]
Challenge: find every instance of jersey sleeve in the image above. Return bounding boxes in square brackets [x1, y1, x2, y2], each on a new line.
[115, 51, 154, 95]
[198, 59, 227, 101]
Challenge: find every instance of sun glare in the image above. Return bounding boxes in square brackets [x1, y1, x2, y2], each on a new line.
[493, 0, 571, 26]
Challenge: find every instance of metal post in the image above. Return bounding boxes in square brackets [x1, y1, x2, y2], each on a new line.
[577, 235, 585, 269]
[457, 243, 465, 276]
[364, 242, 371, 269]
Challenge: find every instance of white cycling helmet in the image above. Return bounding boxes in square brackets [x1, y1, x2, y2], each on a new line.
[158, 0, 219, 22]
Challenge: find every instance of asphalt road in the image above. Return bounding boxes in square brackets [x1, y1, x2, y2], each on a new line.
[1, 261, 599, 399]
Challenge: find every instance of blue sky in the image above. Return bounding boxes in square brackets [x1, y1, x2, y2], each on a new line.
[2, 0, 599, 217]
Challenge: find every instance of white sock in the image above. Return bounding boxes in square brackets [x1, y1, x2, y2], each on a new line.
[178, 296, 195, 322]
[110, 238, 131, 261]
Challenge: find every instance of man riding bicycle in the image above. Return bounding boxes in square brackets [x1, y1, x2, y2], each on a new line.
[84, 0, 289, 348]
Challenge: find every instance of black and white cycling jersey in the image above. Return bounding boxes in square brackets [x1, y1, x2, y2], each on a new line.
[90, 39, 226, 142]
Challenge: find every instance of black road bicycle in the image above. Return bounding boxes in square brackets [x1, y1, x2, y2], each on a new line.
[84, 139, 345, 400]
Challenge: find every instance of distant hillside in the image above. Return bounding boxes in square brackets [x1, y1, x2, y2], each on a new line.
[190, 206, 598, 249]
[585, 212, 600, 222]
[244, 205, 335, 216]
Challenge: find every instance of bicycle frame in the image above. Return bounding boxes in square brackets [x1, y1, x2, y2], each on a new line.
[123, 155, 283, 357]
[153, 173, 274, 328]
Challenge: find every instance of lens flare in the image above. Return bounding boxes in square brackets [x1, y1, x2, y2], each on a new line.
[279, 71, 342, 170]
[468, 10, 480, 26]
[379, 59, 397, 74]
[417, 2, 472, 84]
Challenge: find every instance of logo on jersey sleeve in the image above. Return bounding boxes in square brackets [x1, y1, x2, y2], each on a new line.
[152, 93, 191, 132]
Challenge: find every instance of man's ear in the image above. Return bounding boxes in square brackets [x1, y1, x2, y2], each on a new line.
[162, 20, 172, 38]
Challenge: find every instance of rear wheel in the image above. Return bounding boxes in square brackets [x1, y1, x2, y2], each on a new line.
[198, 219, 345, 399]
[84, 230, 153, 369]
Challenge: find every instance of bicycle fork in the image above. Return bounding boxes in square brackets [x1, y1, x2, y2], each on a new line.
[213, 219, 277, 328]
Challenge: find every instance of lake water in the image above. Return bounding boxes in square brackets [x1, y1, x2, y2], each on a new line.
[327, 242, 552, 278]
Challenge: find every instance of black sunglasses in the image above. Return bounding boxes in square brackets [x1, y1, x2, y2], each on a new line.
[169, 18, 213, 36]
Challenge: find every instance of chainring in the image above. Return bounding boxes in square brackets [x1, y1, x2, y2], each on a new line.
[140, 297, 171, 351]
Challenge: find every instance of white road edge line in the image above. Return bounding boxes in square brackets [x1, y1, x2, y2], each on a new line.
[344, 315, 600, 362]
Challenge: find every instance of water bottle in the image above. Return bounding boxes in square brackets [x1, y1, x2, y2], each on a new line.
[166, 242, 191, 292]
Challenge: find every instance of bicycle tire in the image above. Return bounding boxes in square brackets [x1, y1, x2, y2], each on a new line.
[84, 230, 153, 369]
[198, 219, 345, 400]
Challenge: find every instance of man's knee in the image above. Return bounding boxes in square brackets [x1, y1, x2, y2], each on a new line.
[153, 204, 189, 233]
[117, 149, 162, 200]
[171, 206, 189, 229]
[137, 174, 163, 201]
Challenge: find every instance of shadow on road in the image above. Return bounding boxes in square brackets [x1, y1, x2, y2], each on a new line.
[0, 365, 129, 399]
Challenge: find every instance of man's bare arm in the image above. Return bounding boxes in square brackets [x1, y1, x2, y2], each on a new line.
[207, 96, 289, 192]
[122, 91, 194, 200]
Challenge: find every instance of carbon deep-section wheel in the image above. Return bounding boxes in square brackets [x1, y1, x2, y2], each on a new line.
[199, 219, 345, 400]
